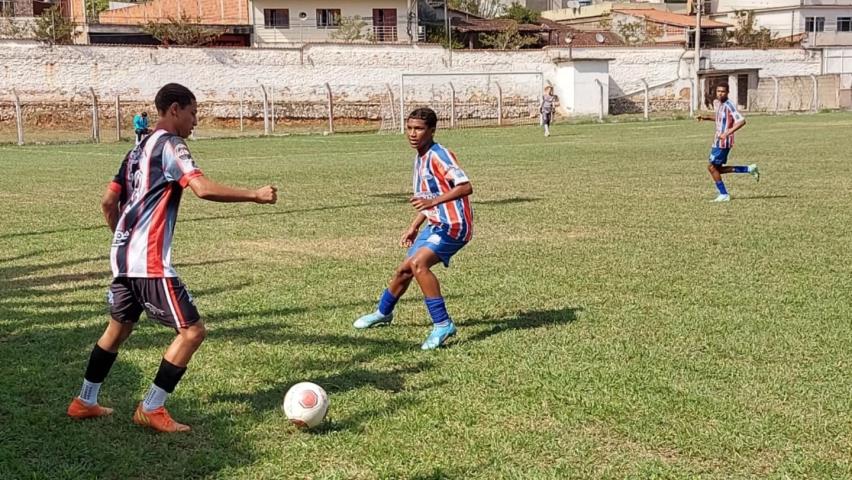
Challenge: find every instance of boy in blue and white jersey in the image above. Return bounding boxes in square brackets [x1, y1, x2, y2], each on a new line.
[696, 83, 759, 202]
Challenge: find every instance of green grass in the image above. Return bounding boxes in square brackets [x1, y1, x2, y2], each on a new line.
[2, 113, 852, 479]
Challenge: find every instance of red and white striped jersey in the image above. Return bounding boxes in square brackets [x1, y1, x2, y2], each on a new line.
[413, 143, 473, 242]
[108, 129, 203, 278]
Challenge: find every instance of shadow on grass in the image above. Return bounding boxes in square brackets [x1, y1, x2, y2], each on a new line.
[473, 197, 541, 206]
[0, 200, 397, 240]
[734, 194, 789, 201]
[463, 307, 582, 343]
[368, 192, 543, 207]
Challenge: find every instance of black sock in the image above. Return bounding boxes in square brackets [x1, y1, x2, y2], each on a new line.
[83, 344, 118, 383]
[152, 358, 187, 393]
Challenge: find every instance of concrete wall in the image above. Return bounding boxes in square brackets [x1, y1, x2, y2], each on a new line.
[0, 41, 826, 120]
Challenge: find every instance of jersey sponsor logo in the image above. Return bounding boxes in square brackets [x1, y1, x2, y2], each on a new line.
[112, 229, 131, 247]
[174, 143, 197, 169]
[144, 302, 167, 317]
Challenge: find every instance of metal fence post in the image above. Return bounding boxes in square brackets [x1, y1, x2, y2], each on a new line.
[449, 82, 456, 129]
[90, 87, 100, 143]
[270, 86, 276, 133]
[399, 74, 405, 134]
[772, 76, 779, 114]
[12, 89, 24, 146]
[260, 85, 270, 135]
[239, 89, 244, 132]
[385, 83, 397, 132]
[496, 82, 502, 126]
[688, 79, 695, 117]
[115, 95, 121, 141]
[325, 83, 334, 134]
[641, 78, 649, 121]
[811, 74, 819, 112]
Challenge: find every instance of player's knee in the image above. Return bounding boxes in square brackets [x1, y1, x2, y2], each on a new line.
[410, 256, 429, 276]
[181, 323, 207, 345]
[707, 164, 717, 173]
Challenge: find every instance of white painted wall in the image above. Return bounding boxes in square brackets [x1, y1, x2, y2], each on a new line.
[0, 41, 824, 115]
[251, 0, 413, 45]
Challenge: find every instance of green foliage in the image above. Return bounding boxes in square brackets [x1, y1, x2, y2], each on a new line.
[426, 25, 464, 49]
[728, 10, 783, 48]
[501, 1, 539, 24]
[616, 19, 662, 45]
[479, 22, 539, 49]
[32, 6, 78, 45]
[142, 17, 225, 46]
[330, 16, 374, 42]
[84, 0, 110, 23]
[448, 0, 503, 18]
[0, 13, 32, 39]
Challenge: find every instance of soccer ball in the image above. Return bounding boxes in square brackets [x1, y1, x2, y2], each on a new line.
[282, 382, 329, 429]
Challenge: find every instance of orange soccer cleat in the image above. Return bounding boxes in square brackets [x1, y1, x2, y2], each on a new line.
[132, 403, 191, 433]
[67, 397, 114, 419]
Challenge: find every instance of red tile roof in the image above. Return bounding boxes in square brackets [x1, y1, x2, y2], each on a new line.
[614, 8, 731, 29]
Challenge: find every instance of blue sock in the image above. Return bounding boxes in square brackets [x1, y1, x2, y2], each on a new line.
[377, 289, 398, 316]
[733, 166, 749, 173]
[424, 297, 450, 327]
[715, 180, 728, 195]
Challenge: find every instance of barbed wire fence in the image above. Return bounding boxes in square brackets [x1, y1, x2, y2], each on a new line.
[1, 73, 848, 145]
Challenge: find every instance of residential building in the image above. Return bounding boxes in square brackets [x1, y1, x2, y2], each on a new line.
[706, 0, 852, 46]
[543, 3, 730, 46]
[252, 0, 419, 46]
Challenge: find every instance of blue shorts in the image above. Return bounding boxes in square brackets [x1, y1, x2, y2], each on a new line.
[709, 147, 731, 165]
[407, 225, 467, 267]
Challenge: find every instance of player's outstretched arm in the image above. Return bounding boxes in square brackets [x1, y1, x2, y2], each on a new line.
[188, 176, 277, 204]
[101, 186, 121, 232]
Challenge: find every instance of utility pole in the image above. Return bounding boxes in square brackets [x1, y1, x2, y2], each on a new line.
[445, 0, 452, 67]
[693, 0, 702, 114]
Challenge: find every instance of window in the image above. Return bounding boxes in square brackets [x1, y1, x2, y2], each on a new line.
[316, 9, 341, 29]
[838, 17, 851, 32]
[805, 17, 825, 32]
[264, 9, 289, 28]
[0, 0, 14, 16]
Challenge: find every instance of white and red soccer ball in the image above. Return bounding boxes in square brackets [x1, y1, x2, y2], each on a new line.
[282, 382, 329, 429]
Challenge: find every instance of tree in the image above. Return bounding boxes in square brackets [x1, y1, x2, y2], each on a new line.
[502, 2, 539, 24]
[480, 22, 539, 50]
[728, 10, 780, 48]
[426, 25, 464, 49]
[615, 19, 662, 45]
[330, 15, 374, 42]
[142, 17, 225, 46]
[32, 6, 78, 45]
[0, 13, 32, 39]
[448, 0, 504, 19]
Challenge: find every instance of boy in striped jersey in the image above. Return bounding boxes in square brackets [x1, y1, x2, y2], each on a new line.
[697, 83, 759, 202]
[354, 108, 473, 350]
[67, 84, 277, 432]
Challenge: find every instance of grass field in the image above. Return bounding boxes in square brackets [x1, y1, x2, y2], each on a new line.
[2, 113, 852, 479]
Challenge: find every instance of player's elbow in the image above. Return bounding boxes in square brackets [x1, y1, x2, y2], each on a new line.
[461, 183, 473, 196]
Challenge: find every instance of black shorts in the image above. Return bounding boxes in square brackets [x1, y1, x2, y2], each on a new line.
[108, 277, 200, 330]
[541, 111, 553, 125]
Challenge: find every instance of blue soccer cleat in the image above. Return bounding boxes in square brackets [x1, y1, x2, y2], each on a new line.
[353, 311, 393, 329]
[421, 322, 457, 350]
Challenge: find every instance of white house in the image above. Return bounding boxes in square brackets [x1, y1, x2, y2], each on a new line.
[707, 0, 852, 46]
[252, 0, 419, 46]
